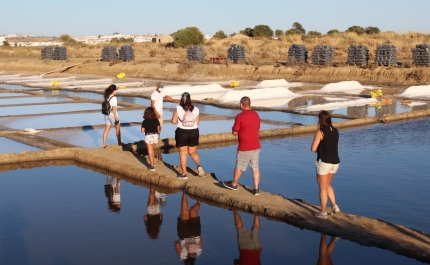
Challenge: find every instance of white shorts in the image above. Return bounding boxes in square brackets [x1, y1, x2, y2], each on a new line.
[315, 159, 339, 175]
[104, 115, 116, 125]
[145, 134, 159, 144]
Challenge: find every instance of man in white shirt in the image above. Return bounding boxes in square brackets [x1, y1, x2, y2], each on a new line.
[150, 82, 178, 133]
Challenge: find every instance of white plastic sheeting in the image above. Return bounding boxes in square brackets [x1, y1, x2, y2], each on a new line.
[297, 98, 378, 112]
[319, 81, 370, 95]
[400, 85, 430, 99]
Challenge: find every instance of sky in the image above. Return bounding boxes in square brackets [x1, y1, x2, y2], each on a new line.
[1, 0, 430, 37]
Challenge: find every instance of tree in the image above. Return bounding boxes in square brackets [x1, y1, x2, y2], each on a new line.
[307, 31, 322, 37]
[327, 29, 340, 35]
[59, 34, 77, 46]
[213, 30, 227, 39]
[285, 29, 301, 35]
[239, 27, 253, 37]
[365, 26, 380, 35]
[346, 26, 365, 35]
[171, 27, 205, 48]
[292, 22, 306, 35]
[252, 25, 274, 38]
[3, 40, 10, 46]
[275, 29, 284, 37]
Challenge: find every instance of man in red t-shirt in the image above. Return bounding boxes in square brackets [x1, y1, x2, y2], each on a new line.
[223, 96, 261, 195]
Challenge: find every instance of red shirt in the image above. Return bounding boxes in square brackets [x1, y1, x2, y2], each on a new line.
[232, 110, 261, 151]
[239, 249, 262, 265]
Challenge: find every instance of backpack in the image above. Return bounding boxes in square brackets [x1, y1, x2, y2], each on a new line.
[179, 109, 195, 127]
[102, 96, 113, 115]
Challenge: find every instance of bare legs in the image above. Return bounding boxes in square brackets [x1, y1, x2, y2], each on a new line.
[316, 173, 336, 213]
[317, 233, 337, 265]
[179, 146, 201, 175]
[102, 123, 122, 148]
[232, 168, 260, 190]
[146, 143, 156, 166]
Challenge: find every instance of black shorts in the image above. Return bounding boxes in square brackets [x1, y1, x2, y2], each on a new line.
[175, 128, 199, 148]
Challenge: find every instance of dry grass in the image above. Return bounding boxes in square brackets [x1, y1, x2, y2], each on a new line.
[1, 32, 429, 66]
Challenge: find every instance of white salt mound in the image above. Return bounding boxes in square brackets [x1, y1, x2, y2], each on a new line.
[163, 83, 227, 96]
[23, 128, 41, 134]
[256, 79, 289, 88]
[400, 85, 430, 98]
[218, 87, 299, 103]
[320, 81, 365, 93]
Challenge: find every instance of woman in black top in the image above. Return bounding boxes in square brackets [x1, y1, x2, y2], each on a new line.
[311, 111, 341, 219]
[141, 107, 161, 171]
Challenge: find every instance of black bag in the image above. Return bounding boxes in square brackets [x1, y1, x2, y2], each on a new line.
[102, 97, 113, 115]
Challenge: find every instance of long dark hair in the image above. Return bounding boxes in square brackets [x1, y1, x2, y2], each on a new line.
[144, 107, 157, 120]
[104, 84, 117, 100]
[318, 110, 333, 128]
[180, 92, 194, 111]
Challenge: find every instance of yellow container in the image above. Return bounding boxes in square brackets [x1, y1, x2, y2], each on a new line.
[51, 80, 60, 87]
[230, 81, 239, 87]
[117, 72, 125, 79]
[370, 88, 382, 98]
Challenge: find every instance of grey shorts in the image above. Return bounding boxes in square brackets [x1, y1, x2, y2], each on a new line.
[237, 227, 261, 250]
[104, 115, 116, 125]
[236, 149, 260, 171]
[315, 159, 340, 175]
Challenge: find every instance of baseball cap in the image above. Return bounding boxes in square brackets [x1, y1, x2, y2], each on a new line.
[156, 82, 164, 88]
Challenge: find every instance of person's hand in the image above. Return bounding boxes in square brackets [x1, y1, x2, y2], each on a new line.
[156, 113, 160, 118]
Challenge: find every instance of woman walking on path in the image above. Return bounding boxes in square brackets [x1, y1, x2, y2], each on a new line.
[171, 92, 206, 179]
[311, 110, 341, 219]
[141, 107, 161, 171]
[102, 84, 122, 148]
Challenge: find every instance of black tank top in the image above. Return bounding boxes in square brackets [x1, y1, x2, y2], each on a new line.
[317, 126, 340, 164]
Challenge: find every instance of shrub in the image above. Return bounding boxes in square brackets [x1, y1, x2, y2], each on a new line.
[3, 40, 10, 46]
[252, 25, 274, 38]
[275, 29, 284, 37]
[346, 26, 365, 35]
[240, 28, 254, 37]
[327, 29, 340, 35]
[171, 27, 205, 48]
[285, 29, 301, 36]
[365, 26, 381, 35]
[213, 30, 227, 39]
[307, 31, 322, 37]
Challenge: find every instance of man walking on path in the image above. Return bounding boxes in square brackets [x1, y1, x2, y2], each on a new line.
[223, 96, 261, 195]
[150, 82, 179, 134]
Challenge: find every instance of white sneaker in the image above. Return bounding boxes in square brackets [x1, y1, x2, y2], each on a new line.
[197, 166, 206, 178]
[331, 205, 341, 214]
[314, 211, 328, 219]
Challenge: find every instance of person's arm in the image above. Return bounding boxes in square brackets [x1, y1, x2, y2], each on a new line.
[311, 130, 323, 152]
[141, 127, 145, 133]
[164, 95, 179, 104]
[157, 125, 161, 134]
[232, 116, 240, 136]
[151, 99, 160, 118]
[171, 109, 178, 124]
[112, 106, 119, 121]
[195, 114, 200, 125]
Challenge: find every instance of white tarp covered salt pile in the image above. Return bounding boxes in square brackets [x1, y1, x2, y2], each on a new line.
[375, 44, 397, 66]
[187, 46, 205, 62]
[346, 44, 369, 66]
[227, 44, 245, 63]
[41, 46, 54, 60]
[288, 44, 308, 62]
[218, 87, 300, 107]
[52, 47, 67, 60]
[296, 98, 378, 112]
[412, 44, 430, 66]
[101, 46, 117, 61]
[312, 45, 334, 65]
[318, 81, 369, 95]
[118, 45, 134, 62]
[400, 85, 430, 99]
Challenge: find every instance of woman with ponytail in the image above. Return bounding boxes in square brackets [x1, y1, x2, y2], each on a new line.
[102, 84, 122, 148]
[171, 92, 206, 179]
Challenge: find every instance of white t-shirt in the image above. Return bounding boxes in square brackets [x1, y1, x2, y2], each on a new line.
[176, 106, 199, 129]
[108, 95, 119, 117]
[151, 90, 165, 114]
[179, 236, 202, 260]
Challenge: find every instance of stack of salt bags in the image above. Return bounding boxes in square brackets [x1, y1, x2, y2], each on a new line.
[101, 46, 117, 61]
[412, 44, 430, 66]
[118, 45, 135, 62]
[52, 46, 67, 60]
[227, 44, 246, 63]
[375, 44, 398, 66]
[346, 44, 369, 66]
[312, 45, 334, 65]
[288, 44, 308, 62]
[41, 46, 53, 60]
[187, 46, 205, 62]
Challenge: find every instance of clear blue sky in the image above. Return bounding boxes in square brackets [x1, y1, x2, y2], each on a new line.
[2, 0, 429, 37]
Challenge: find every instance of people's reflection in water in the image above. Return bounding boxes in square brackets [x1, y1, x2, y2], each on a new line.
[317, 233, 339, 265]
[175, 192, 202, 264]
[144, 188, 165, 239]
[233, 210, 262, 265]
[104, 176, 121, 213]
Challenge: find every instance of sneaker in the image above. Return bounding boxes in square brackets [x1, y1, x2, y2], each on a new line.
[251, 188, 260, 196]
[177, 173, 188, 180]
[223, 181, 237, 191]
[331, 205, 341, 214]
[149, 165, 155, 171]
[197, 166, 206, 178]
[314, 211, 328, 219]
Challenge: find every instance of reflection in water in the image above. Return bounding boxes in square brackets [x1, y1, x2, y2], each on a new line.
[347, 105, 368, 117]
[104, 176, 121, 213]
[317, 233, 339, 265]
[144, 189, 165, 239]
[288, 95, 330, 108]
[233, 210, 262, 265]
[175, 192, 202, 264]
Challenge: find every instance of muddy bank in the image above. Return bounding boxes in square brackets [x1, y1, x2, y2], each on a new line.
[0, 147, 429, 263]
[1, 58, 430, 86]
